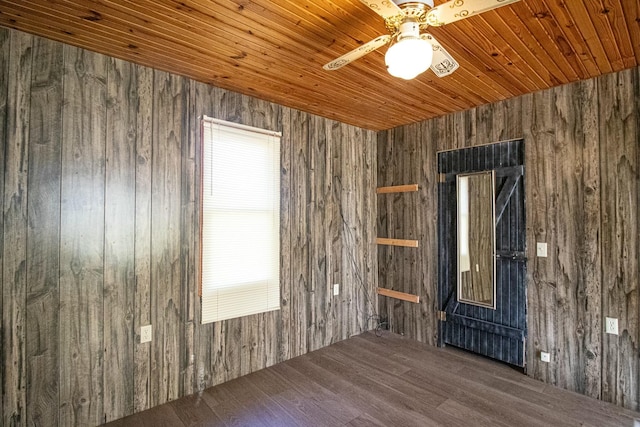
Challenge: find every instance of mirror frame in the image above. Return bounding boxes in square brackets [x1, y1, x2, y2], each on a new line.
[456, 170, 496, 310]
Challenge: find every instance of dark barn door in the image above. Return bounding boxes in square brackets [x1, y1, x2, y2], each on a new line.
[437, 139, 527, 367]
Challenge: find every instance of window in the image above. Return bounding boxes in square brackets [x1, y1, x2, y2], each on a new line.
[200, 116, 281, 324]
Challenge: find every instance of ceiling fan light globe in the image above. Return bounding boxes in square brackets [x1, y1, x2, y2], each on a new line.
[385, 37, 433, 80]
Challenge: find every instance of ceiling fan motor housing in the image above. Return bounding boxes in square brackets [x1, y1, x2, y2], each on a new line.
[394, 0, 435, 7]
[397, 20, 421, 41]
[386, 1, 434, 33]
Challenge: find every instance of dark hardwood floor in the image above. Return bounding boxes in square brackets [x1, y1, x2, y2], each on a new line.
[106, 331, 640, 426]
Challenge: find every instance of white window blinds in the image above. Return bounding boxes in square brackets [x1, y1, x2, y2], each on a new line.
[201, 116, 281, 324]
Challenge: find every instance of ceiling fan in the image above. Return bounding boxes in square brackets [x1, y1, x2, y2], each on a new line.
[323, 0, 521, 80]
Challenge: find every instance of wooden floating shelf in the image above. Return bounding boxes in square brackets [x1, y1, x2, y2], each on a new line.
[377, 288, 420, 304]
[376, 237, 419, 248]
[376, 184, 419, 194]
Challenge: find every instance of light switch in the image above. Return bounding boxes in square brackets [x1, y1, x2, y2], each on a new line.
[536, 242, 547, 258]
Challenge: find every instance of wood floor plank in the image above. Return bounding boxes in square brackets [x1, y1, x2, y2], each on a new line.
[202, 389, 271, 427]
[269, 362, 362, 424]
[542, 383, 640, 426]
[345, 413, 388, 427]
[372, 332, 536, 394]
[218, 375, 300, 427]
[435, 398, 512, 427]
[204, 373, 309, 426]
[270, 389, 345, 427]
[330, 337, 412, 376]
[169, 393, 222, 426]
[289, 353, 443, 426]
[399, 357, 552, 426]
[453, 365, 600, 426]
[105, 331, 640, 427]
[305, 350, 464, 426]
[105, 404, 184, 427]
[201, 374, 298, 427]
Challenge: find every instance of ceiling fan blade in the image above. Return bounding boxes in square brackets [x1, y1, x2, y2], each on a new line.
[323, 35, 391, 71]
[359, 0, 403, 19]
[426, 0, 521, 26]
[422, 33, 459, 77]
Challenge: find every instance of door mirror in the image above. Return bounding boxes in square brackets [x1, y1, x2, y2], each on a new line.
[457, 171, 496, 309]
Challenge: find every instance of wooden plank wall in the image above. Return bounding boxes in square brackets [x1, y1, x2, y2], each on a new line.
[378, 67, 640, 410]
[0, 27, 378, 426]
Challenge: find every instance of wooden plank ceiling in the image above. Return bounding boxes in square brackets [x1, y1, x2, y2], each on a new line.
[0, 0, 638, 130]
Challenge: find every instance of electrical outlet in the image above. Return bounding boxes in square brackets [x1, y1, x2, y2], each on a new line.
[540, 351, 550, 363]
[333, 283, 339, 296]
[536, 242, 548, 257]
[605, 317, 619, 335]
[141, 325, 152, 343]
